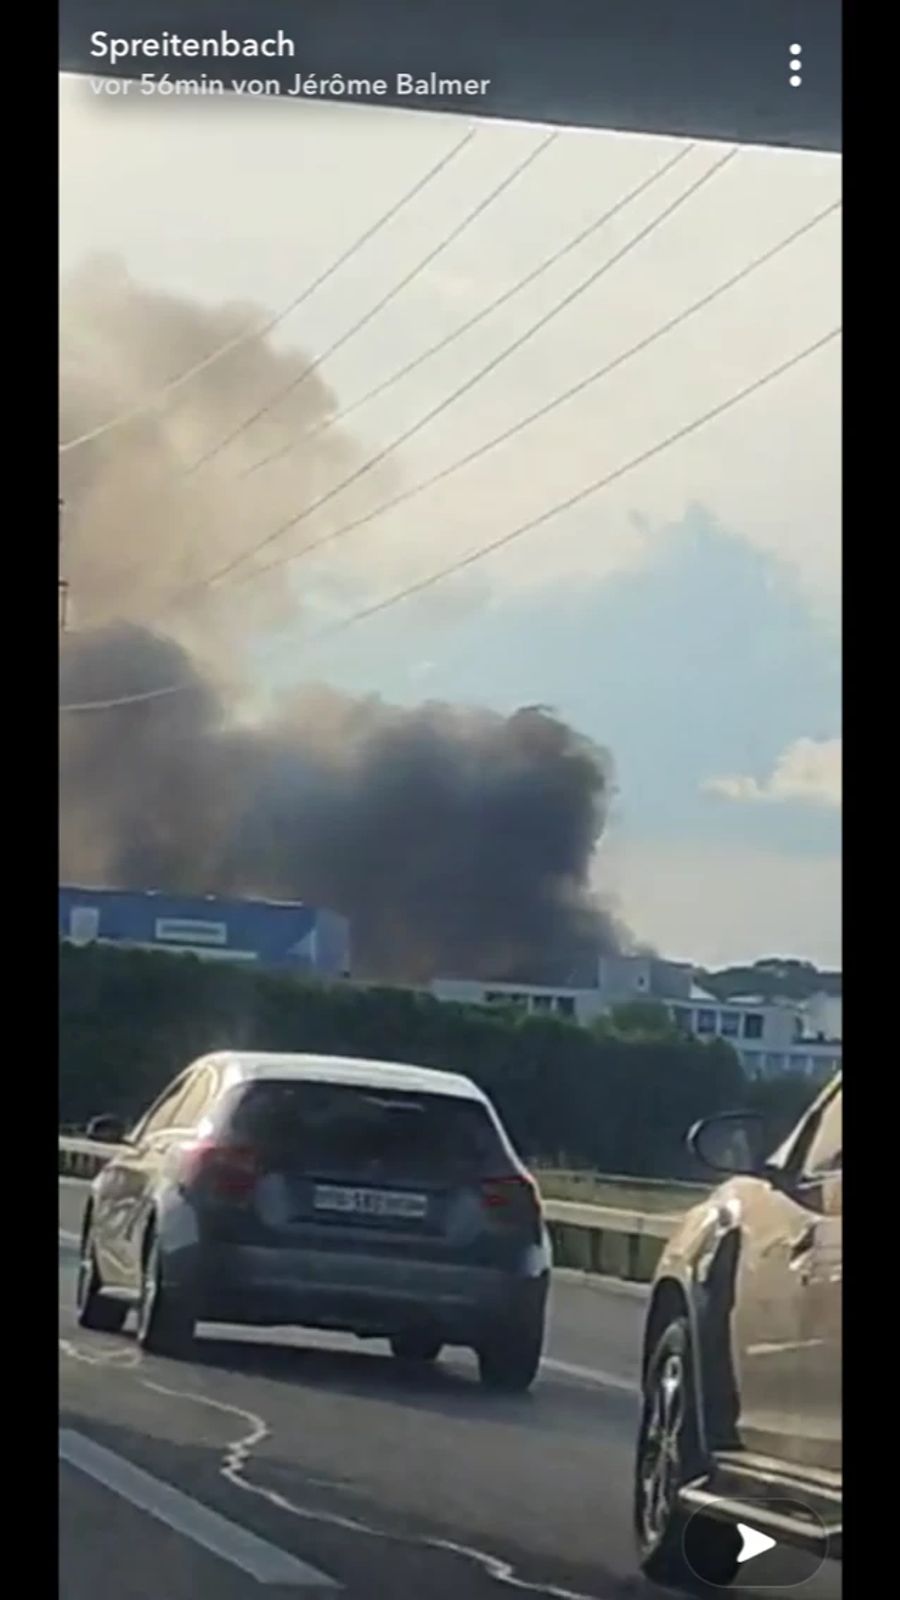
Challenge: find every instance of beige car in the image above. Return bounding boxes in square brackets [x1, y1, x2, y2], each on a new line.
[633, 1075, 841, 1589]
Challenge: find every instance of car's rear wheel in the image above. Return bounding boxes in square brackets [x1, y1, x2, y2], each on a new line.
[390, 1333, 443, 1363]
[76, 1214, 128, 1333]
[136, 1230, 196, 1358]
[634, 1315, 741, 1589]
[477, 1315, 544, 1393]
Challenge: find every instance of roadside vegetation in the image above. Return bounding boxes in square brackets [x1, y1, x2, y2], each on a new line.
[60, 944, 824, 1180]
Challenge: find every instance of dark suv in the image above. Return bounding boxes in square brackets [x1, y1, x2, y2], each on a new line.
[77, 1051, 551, 1391]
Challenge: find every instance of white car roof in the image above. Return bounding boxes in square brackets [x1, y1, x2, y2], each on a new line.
[201, 1050, 487, 1104]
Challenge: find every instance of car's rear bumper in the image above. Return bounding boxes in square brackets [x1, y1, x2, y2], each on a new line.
[178, 1240, 549, 1343]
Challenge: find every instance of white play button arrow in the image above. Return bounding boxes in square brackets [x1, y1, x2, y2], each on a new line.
[737, 1523, 777, 1564]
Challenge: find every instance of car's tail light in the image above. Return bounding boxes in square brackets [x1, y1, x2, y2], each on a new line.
[480, 1172, 542, 1229]
[180, 1140, 260, 1200]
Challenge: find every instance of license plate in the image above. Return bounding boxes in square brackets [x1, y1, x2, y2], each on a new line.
[313, 1184, 428, 1220]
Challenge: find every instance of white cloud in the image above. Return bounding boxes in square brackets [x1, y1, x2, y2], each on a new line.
[703, 737, 841, 809]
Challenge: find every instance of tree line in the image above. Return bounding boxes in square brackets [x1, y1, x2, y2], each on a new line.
[59, 944, 824, 1179]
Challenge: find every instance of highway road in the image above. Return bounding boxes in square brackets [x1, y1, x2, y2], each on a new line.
[59, 1179, 841, 1600]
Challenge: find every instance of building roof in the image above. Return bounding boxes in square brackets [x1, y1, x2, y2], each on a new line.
[205, 1051, 485, 1102]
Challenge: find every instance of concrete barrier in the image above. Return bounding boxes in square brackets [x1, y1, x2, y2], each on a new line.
[57, 1137, 682, 1283]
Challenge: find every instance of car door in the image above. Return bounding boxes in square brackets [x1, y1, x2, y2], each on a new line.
[92, 1070, 196, 1290]
[726, 1081, 841, 1466]
[786, 1087, 842, 1470]
[121, 1061, 222, 1282]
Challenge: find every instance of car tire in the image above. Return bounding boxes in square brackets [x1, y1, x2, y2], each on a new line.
[390, 1333, 443, 1363]
[136, 1229, 196, 1358]
[634, 1314, 742, 1590]
[477, 1315, 544, 1394]
[76, 1216, 129, 1333]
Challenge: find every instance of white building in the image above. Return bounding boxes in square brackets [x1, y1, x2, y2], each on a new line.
[667, 988, 841, 1079]
[429, 977, 609, 1025]
[428, 957, 841, 1080]
[802, 990, 843, 1043]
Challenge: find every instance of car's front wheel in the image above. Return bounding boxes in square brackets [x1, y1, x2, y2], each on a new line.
[634, 1314, 741, 1590]
[76, 1214, 128, 1333]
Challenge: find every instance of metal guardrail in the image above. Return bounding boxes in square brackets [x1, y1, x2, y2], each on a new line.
[535, 1167, 710, 1198]
[58, 1137, 681, 1282]
[59, 1136, 121, 1178]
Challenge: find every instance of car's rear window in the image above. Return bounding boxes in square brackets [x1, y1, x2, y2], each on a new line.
[226, 1080, 510, 1180]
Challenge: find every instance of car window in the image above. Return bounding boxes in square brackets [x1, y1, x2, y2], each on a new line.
[132, 1074, 191, 1140]
[169, 1065, 217, 1130]
[227, 1081, 510, 1180]
[765, 1079, 841, 1172]
[800, 1088, 842, 1179]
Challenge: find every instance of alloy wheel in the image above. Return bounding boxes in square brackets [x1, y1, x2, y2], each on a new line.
[638, 1351, 685, 1548]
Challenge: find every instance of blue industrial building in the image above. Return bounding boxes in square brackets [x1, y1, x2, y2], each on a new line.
[59, 885, 350, 977]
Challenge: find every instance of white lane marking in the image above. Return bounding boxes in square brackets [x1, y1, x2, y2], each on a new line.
[550, 1268, 650, 1300]
[59, 1428, 339, 1588]
[541, 1357, 638, 1395]
[144, 1377, 602, 1600]
[746, 1339, 826, 1357]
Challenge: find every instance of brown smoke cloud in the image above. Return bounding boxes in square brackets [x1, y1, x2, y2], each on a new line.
[59, 260, 626, 981]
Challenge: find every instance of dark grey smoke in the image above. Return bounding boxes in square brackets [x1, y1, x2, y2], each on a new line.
[59, 261, 627, 982]
[60, 626, 624, 982]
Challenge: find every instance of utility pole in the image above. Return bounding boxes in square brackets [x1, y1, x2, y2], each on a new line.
[58, 497, 69, 633]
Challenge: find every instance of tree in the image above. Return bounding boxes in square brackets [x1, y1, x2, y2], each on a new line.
[60, 942, 767, 1180]
[599, 999, 681, 1041]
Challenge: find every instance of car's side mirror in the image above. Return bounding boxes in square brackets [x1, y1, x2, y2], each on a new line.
[86, 1113, 128, 1145]
[687, 1111, 766, 1177]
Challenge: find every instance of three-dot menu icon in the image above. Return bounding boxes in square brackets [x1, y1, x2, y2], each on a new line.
[789, 43, 802, 88]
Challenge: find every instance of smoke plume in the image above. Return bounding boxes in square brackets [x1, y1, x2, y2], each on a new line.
[60, 261, 626, 981]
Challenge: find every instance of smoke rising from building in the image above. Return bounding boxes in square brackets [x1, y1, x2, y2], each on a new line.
[60, 261, 626, 980]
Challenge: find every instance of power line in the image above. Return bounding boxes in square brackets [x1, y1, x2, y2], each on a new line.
[58, 124, 478, 457]
[301, 329, 840, 647]
[240, 196, 840, 590]
[158, 141, 712, 614]
[186, 128, 558, 475]
[58, 325, 839, 714]
[241, 144, 701, 482]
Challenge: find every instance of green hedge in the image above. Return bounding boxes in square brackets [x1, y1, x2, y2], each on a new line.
[59, 943, 811, 1179]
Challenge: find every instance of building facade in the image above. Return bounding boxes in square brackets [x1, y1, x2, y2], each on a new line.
[59, 885, 350, 977]
[429, 977, 609, 1025]
[667, 991, 841, 1079]
[428, 956, 841, 1079]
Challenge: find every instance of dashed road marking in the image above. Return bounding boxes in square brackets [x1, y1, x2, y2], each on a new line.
[540, 1357, 638, 1395]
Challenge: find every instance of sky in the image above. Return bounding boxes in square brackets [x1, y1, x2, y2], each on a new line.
[59, 77, 842, 969]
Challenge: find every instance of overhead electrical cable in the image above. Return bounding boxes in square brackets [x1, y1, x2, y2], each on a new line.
[185, 129, 559, 474]
[157, 143, 720, 613]
[59, 326, 839, 714]
[58, 124, 479, 456]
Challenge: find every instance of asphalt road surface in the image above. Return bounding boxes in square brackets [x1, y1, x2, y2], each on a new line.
[59, 1179, 841, 1600]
